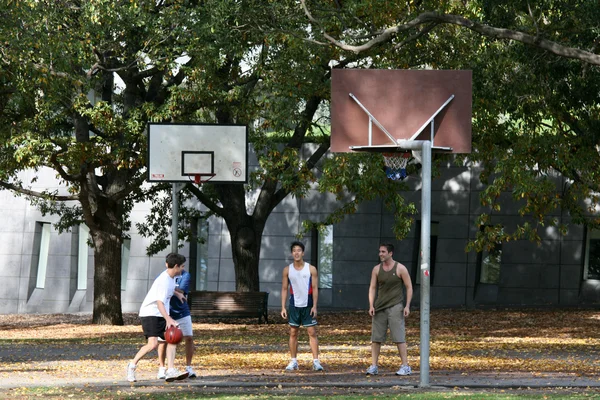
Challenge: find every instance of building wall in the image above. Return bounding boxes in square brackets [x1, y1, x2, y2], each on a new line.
[0, 156, 598, 315]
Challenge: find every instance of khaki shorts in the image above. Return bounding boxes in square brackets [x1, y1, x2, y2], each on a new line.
[371, 302, 405, 343]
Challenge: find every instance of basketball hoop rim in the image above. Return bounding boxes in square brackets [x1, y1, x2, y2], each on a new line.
[187, 173, 216, 185]
[382, 152, 411, 158]
[349, 145, 453, 153]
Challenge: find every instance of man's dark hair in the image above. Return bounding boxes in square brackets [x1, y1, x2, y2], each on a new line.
[290, 241, 305, 252]
[380, 243, 394, 254]
[166, 253, 186, 268]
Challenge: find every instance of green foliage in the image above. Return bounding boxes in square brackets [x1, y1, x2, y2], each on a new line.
[136, 188, 211, 256]
[311, 152, 417, 239]
[303, 0, 600, 252]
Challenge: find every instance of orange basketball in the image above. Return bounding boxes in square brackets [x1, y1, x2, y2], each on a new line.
[165, 325, 183, 344]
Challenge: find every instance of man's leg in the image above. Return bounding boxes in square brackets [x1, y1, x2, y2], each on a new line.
[166, 343, 177, 369]
[157, 342, 166, 367]
[307, 326, 319, 359]
[397, 342, 408, 366]
[176, 316, 195, 368]
[289, 326, 299, 358]
[132, 336, 159, 365]
[371, 342, 382, 366]
[164, 342, 189, 382]
[184, 336, 194, 366]
[388, 303, 411, 375]
[128, 336, 159, 382]
[155, 341, 167, 379]
[370, 308, 388, 367]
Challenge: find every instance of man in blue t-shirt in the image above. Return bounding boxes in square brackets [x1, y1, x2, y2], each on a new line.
[157, 268, 197, 379]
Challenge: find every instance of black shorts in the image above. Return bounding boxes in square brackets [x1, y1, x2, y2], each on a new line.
[288, 305, 317, 327]
[140, 316, 166, 340]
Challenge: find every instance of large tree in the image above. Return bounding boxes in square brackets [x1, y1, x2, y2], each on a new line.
[0, 0, 412, 324]
[300, 0, 600, 249]
[0, 1, 212, 324]
[136, 1, 416, 291]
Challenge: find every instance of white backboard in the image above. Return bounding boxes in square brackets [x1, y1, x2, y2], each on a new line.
[147, 124, 248, 183]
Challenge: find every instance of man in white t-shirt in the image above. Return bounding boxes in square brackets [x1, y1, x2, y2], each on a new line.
[127, 253, 188, 382]
[281, 241, 324, 371]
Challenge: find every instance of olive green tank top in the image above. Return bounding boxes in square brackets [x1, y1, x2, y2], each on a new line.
[373, 262, 405, 312]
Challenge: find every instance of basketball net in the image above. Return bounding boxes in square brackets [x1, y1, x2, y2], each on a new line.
[382, 152, 412, 181]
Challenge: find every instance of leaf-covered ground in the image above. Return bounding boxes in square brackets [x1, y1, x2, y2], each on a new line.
[1, 309, 599, 398]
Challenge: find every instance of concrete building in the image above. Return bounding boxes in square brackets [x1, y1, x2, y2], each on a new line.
[1, 154, 599, 315]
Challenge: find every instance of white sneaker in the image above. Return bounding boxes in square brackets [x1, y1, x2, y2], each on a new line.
[396, 364, 412, 376]
[185, 365, 197, 378]
[157, 366, 166, 379]
[126, 362, 136, 382]
[165, 368, 189, 382]
[366, 365, 378, 375]
[285, 360, 299, 371]
[312, 360, 324, 371]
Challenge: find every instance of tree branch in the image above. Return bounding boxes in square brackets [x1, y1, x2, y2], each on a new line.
[185, 183, 224, 216]
[0, 181, 79, 201]
[301, 4, 600, 66]
[50, 152, 81, 182]
[270, 140, 330, 208]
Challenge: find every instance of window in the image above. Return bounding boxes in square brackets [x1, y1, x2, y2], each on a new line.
[476, 225, 502, 284]
[121, 238, 131, 291]
[77, 224, 89, 290]
[480, 245, 502, 284]
[318, 225, 333, 288]
[412, 221, 439, 285]
[195, 219, 209, 291]
[35, 222, 51, 289]
[584, 226, 600, 280]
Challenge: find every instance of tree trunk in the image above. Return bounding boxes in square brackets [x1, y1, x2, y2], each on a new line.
[230, 224, 261, 292]
[90, 206, 124, 325]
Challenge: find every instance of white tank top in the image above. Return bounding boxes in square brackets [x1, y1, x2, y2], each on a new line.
[288, 262, 313, 308]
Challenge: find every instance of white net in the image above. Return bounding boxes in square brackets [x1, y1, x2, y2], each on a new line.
[382, 153, 411, 181]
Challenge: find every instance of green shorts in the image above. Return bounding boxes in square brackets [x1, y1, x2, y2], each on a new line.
[371, 302, 405, 343]
[288, 304, 317, 327]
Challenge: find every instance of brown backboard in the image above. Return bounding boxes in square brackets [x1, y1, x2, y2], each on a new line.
[331, 69, 472, 153]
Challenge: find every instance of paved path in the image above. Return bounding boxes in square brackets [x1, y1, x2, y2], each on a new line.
[2, 342, 600, 390]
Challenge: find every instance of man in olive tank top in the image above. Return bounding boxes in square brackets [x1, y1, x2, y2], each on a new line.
[366, 243, 413, 376]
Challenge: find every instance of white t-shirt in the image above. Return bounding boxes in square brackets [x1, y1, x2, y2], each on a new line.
[139, 270, 176, 317]
[288, 262, 313, 308]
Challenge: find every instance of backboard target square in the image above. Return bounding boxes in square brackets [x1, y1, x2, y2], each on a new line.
[182, 151, 214, 176]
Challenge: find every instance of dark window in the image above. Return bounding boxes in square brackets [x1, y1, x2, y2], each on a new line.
[475, 225, 502, 285]
[585, 227, 600, 280]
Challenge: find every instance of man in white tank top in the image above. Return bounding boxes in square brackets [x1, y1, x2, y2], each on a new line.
[281, 241, 324, 371]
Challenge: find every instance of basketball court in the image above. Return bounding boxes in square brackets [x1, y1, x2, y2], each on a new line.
[145, 70, 473, 388]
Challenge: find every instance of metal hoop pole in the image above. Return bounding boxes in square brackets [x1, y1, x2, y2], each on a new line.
[389, 139, 432, 387]
[420, 140, 432, 388]
[171, 183, 185, 253]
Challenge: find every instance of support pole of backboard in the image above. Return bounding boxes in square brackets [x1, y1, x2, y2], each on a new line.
[397, 139, 432, 388]
[171, 183, 185, 253]
[420, 140, 432, 388]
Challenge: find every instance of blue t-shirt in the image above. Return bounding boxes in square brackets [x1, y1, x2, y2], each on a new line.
[169, 269, 191, 319]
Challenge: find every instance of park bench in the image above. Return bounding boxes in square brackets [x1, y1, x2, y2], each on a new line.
[188, 291, 269, 324]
